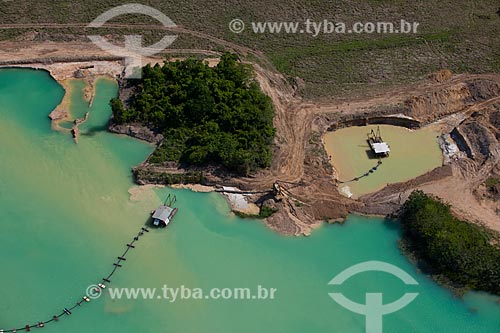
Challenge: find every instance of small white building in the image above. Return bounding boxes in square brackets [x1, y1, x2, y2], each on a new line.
[368, 127, 390, 157]
[371, 142, 391, 156]
[152, 205, 176, 227]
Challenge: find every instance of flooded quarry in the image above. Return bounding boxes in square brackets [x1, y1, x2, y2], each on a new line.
[323, 124, 443, 198]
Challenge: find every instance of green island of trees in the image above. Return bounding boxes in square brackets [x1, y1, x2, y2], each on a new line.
[400, 191, 500, 295]
[110, 53, 275, 175]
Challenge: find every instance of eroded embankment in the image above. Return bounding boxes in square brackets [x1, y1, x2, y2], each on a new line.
[318, 77, 500, 133]
[328, 115, 421, 130]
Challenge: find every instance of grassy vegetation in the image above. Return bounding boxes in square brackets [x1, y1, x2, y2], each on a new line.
[112, 53, 275, 175]
[400, 191, 500, 295]
[259, 205, 278, 218]
[1, 1, 500, 99]
[486, 176, 499, 188]
[485, 177, 500, 196]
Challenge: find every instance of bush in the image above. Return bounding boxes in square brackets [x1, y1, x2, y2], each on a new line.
[259, 205, 277, 218]
[485, 177, 499, 193]
[400, 191, 500, 295]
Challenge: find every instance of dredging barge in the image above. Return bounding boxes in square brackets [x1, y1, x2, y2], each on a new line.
[152, 194, 178, 227]
[367, 126, 390, 157]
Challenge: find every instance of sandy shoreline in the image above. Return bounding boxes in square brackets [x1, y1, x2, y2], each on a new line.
[170, 184, 261, 216]
[49, 78, 74, 128]
[170, 184, 215, 192]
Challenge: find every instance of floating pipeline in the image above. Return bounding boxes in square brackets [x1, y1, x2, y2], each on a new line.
[339, 160, 383, 183]
[0, 226, 151, 333]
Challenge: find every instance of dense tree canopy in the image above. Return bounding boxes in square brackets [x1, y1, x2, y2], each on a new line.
[401, 191, 500, 295]
[111, 53, 275, 175]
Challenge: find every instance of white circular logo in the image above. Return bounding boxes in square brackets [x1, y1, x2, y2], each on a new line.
[328, 261, 419, 333]
[229, 19, 245, 34]
[86, 284, 103, 299]
[87, 4, 178, 78]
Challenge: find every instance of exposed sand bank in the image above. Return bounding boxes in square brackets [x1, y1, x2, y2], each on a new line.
[128, 184, 165, 202]
[170, 184, 215, 192]
[220, 187, 260, 216]
[0, 60, 124, 126]
[49, 78, 74, 125]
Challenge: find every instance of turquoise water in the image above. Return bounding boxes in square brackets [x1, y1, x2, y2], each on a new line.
[0, 68, 499, 333]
